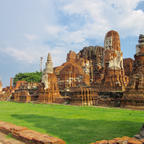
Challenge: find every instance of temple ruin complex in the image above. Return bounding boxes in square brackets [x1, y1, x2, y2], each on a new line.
[0, 30, 144, 108]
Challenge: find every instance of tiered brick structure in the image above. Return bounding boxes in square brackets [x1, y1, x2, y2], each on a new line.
[38, 53, 62, 103]
[122, 34, 144, 107]
[11, 81, 38, 102]
[77, 46, 105, 85]
[12, 89, 31, 103]
[68, 46, 105, 106]
[54, 30, 129, 106]
[38, 73, 62, 103]
[0, 79, 15, 101]
[55, 49, 104, 105]
[55, 50, 90, 91]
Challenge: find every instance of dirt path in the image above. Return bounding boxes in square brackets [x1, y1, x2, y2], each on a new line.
[0, 132, 25, 144]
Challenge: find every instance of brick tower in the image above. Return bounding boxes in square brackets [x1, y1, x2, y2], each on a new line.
[102, 30, 128, 91]
[123, 34, 144, 107]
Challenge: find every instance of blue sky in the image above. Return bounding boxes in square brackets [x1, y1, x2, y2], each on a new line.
[0, 0, 144, 87]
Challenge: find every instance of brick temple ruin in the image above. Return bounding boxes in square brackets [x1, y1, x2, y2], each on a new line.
[0, 30, 144, 108]
[122, 34, 144, 107]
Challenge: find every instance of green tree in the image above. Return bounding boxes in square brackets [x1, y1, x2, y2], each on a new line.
[13, 71, 42, 86]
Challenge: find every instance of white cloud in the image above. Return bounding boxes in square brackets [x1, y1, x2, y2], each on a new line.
[45, 24, 87, 44]
[20, 0, 144, 64]
[45, 25, 67, 36]
[1, 47, 35, 63]
[59, 0, 144, 38]
[24, 34, 38, 41]
[1, 0, 144, 87]
[119, 10, 144, 36]
[0, 45, 68, 66]
[61, 30, 86, 43]
[1, 0, 144, 66]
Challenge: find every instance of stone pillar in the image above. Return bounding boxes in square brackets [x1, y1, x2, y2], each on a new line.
[10, 78, 13, 89]
[0, 80, 2, 92]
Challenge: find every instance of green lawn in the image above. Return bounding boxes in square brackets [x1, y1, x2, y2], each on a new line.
[0, 102, 144, 144]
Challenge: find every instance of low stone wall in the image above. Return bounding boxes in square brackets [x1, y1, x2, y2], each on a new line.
[0, 121, 65, 144]
[90, 136, 144, 144]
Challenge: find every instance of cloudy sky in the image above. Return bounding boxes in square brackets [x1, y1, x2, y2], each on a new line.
[0, 0, 144, 87]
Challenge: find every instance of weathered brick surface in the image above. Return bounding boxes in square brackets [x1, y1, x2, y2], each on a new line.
[0, 121, 27, 134]
[128, 138, 142, 144]
[103, 30, 129, 91]
[0, 121, 65, 144]
[123, 58, 134, 77]
[122, 34, 144, 107]
[0, 81, 2, 93]
[0, 131, 25, 144]
[91, 136, 143, 144]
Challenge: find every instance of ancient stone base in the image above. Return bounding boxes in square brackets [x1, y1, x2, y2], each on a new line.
[122, 90, 144, 107]
[0, 121, 65, 144]
[68, 87, 99, 106]
[102, 69, 128, 92]
[97, 92, 123, 107]
[91, 136, 144, 144]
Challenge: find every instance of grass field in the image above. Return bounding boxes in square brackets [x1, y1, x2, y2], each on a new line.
[0, 102, 144, 144]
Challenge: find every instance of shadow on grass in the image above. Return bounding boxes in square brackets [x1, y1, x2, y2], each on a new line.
[12, 114, 142, 144]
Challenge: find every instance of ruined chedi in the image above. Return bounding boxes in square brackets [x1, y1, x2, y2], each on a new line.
[54, 50, 90, 91]
[77, 46, 105, 85]
[122, 34, 144, 107]
[42, 53, 53, 89]
[102, 30, 128, 91]
[39, 53, 61, 103]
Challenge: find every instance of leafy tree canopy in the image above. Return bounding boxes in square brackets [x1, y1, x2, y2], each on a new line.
[13, 71, 42, 85]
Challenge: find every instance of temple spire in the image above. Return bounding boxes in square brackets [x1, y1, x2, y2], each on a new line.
[45, 53, 53, 74]
[42, 53, 53, 89]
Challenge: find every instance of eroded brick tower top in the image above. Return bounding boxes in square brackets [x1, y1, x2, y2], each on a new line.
[104, 30, 121, 51]
[104, 30, 123, 70]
